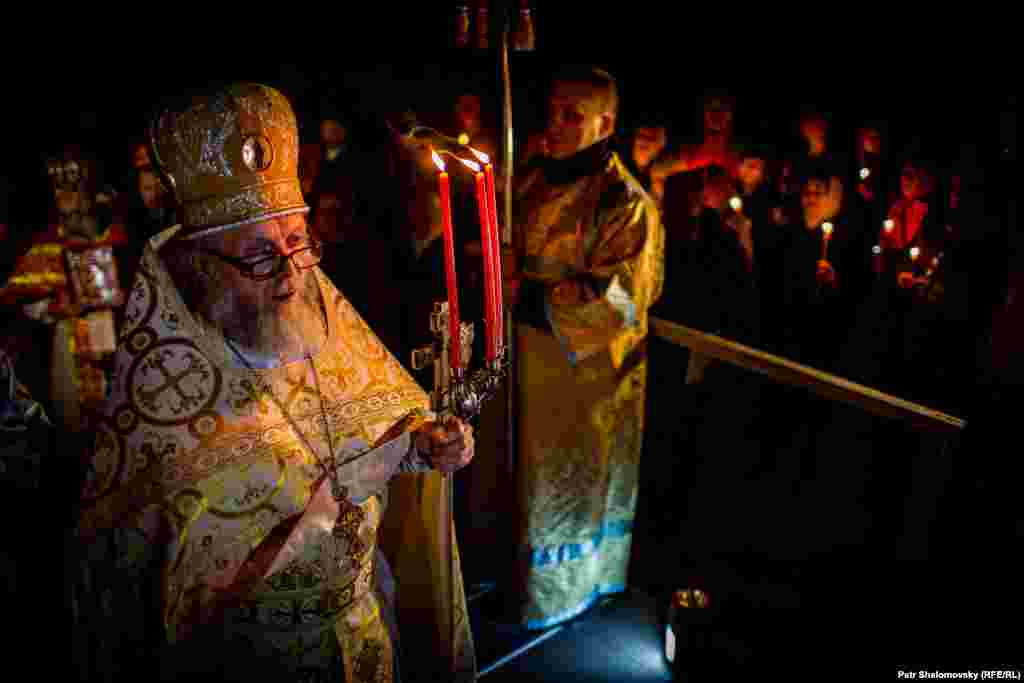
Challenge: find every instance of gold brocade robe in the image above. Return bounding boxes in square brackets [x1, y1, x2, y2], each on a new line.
[513, 152, 664, 629]
[75, 227, 474, 682]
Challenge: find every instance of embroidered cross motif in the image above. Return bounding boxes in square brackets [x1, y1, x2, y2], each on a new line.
[137, 351, 210, 415]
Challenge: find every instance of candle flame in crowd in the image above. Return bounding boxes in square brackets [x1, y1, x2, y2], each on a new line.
[457, 132, 471, 146]
[822, 222, 834, 237]
[470, 148, 490, 164]
[884, 219, 895, 232]
[674, 588, 710, 609]
[910, 246, 921, 260]
[432, 149, 446, 171]
[459, 157, 482, 173]
[860, 167, 871, 180]
[729, 196, 743, 212]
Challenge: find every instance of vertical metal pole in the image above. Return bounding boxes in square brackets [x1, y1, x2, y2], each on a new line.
[440, 309, 457, 673]
[500, 1, 516, 481]
[427, 303, 458, 673]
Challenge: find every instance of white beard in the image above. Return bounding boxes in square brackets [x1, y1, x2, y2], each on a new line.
[211, 270, 329, 367]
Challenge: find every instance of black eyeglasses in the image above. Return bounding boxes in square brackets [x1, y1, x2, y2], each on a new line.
[194, 240, 323, 280]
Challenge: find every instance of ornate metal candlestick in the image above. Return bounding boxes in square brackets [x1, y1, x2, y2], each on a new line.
[412, 301, 508, 421]
[411, 301, 507, 673]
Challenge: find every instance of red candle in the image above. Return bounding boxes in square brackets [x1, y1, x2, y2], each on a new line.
[461, 157, 498, 362]
[471, 148, 503, 355]
[433, 151, 461, 369]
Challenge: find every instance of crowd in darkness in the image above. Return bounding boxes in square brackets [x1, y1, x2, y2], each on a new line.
[0, 67, 1007, 419]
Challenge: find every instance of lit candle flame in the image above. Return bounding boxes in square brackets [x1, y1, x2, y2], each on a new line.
[469, 147, 490, 164]
[884, 219, 895, 232]
[910, 246, 921, 260]
[729, 196, 743, 212]
[822, 222, 834, 237]
[457, 132, 470, 146]
[860, 167, 871, 180]
[458, 157, 482, 173]
[431, 149, 446, 172]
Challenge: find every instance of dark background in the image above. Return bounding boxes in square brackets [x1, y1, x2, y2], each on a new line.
[1, 5, 1014, 205]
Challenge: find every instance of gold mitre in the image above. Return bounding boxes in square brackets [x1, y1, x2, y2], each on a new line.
[149, 83, 309, 239]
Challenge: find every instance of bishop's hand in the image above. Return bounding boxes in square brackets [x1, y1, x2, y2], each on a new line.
[414, 417, 475, 474]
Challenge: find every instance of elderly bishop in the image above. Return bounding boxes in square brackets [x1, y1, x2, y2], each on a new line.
[74, 83, 476, 683]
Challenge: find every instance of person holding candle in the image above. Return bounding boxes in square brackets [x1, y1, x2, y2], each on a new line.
[651, 92, 743, 214]
[506, 65, 664, 631]
[71, 84, 478, 683]
[672, 167, 764, 346]
[778, 168, 869, 369]
[884, 160, 937, 253]
[732, 141, 792, 351]
[881, 160, 974, 406]
[847, 122, 893, 243]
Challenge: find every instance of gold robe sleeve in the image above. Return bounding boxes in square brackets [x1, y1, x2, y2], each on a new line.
[521, 154, 664, 368]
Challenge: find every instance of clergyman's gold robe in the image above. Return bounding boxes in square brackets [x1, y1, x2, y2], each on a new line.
[513, 151, 664, 629]
[73, 226, 474, 682]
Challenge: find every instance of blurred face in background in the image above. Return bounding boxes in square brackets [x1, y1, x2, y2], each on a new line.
[545, 80, 615, 160]
[320, 119, 347, 159]
[138, 169, 166, 210]
[703, 98, 733, 139]
[858, 127, 882, 156]
[312, 192, 342, 243]
[132, 144, 151, 170]
[737, 157, 766, 191]
[455, 94, 483, 138]
[900, 165, 931, 201]
[632, 126, 667, 170]
[801, 178, 828, 214]
[800, 117, 828, 152]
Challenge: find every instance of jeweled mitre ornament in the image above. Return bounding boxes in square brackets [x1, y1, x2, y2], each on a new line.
[149, 83, 309, 239]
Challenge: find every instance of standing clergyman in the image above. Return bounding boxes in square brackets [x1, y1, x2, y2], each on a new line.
[73, 83, 476, 682]
[510, 66, 665, 629]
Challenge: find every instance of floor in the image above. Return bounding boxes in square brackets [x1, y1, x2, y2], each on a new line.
[452, 362, 1019, 679]
[465, 554, 1021, 681]
[470, 586, 673, 683]
[457, 376, 1022, 680]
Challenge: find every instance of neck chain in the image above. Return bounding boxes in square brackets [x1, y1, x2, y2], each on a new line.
[224, 337, 343, 499]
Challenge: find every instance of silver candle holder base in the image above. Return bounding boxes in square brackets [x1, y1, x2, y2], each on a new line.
[411, 301, 508, 420]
